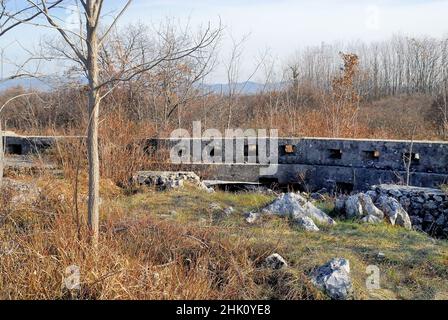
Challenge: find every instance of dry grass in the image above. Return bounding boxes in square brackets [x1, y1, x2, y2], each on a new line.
[0, 174, 320, 300]
[1, 173, 448, 300]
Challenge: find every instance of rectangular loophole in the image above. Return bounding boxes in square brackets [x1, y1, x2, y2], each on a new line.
[7, 144, 22, 155]
[328, 148, 342, 159]
[336, 182, 354, 194]
[284, 144, 295, 154]
[363, 150, 380, 160]
[403, 152, 420, 165]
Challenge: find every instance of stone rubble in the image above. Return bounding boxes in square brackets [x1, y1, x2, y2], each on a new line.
[133, 171, 214, 193]
[264, 253, 288, 270]
[337, 191, 412, 230]
[311, 258, 353, 300]
[261, 193, 336, 226]
[245, 193, 336, 230]
[372, 185, 448, 237]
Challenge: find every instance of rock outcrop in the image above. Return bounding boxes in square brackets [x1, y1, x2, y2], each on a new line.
[261, 193, 336, 227]
[340, 193, 384, 221]
[133, 171, 214, 192]
[337, 192, 411, 230]
[293, 216, 320, 232]
[376, 195, 412, 230]
[311, 258, 353, 300]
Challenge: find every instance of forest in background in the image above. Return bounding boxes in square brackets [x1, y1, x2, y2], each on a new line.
[1, 28, 448, 141]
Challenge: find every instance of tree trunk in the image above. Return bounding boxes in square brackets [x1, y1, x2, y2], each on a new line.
[0, 120, 3, 189]
[86, 7, 101, 247]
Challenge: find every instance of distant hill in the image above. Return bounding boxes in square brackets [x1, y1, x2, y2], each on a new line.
[1, 78, 286, 95]
[0, 78, 53, 92]
[202, 81, 286, 95]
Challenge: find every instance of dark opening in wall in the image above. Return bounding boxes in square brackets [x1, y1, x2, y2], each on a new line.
[336, 182, 354, 194]
[209, 148, 215, 157]
[403, 152, 420, 165]
[328, 149, 343, 159]
[259, 177, 279, 188]
[363, 150, 380, 160]
[280, 144, 296, 156]
[7, 144, 22, 155]
[259, 177, 278, 183]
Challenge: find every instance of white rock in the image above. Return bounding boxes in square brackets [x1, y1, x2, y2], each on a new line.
[224, 207, 235, 216]
[359, 193, 384, 219]
[345, 195, 364, 219]
[312, 258, 353, 300]
[262, 193, 336, 226]
[361, 215, 382, 224]
[246, 212, 260, 224]
[293, 216, 320, 232]
[303, 201, 337, 226]
[335, 197, 346, 213]
[265, 253, 288, 270]
[262, 193, 308, 218]
[376, 196, 412, 230]
[133, 171, 214, 192]
[344, 193, 383, 220]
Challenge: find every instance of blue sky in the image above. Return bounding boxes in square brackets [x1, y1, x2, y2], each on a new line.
[2, 0, 448, 82]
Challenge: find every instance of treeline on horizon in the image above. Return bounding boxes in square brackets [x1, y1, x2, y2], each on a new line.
[1, 28, 447, 141]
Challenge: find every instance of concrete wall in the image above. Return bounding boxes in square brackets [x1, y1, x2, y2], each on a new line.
[145, 137, 448, 191]
[3, 134, 448, 191]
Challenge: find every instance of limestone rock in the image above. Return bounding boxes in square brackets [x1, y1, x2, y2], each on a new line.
[334, 197, 346, 214]
[361, 215, 383, 224]
[262, 193, 308, 218]
[262, 193, 336, 226]
[265, 253, 288, 270]
[311, 258, 353, 300]
[376, 196, 412, 230]
[133, 171, 214, 192]
[345, 195, 364, 219]
[224, 207, 235, 216]
[342, 193, 383, 220]
[293, 216, 320, 232]
[245, 212, 260, 224]
[359, 193, 384, 219]
[303, 201, 337, 226]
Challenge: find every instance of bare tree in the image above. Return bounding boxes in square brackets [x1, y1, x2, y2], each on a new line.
[18, 0, 221, 245]
[0, 120, 3, 188]
[403, 125, 418, 186]
[224, 33, 264, 129]
[0, 0, 64, 37]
